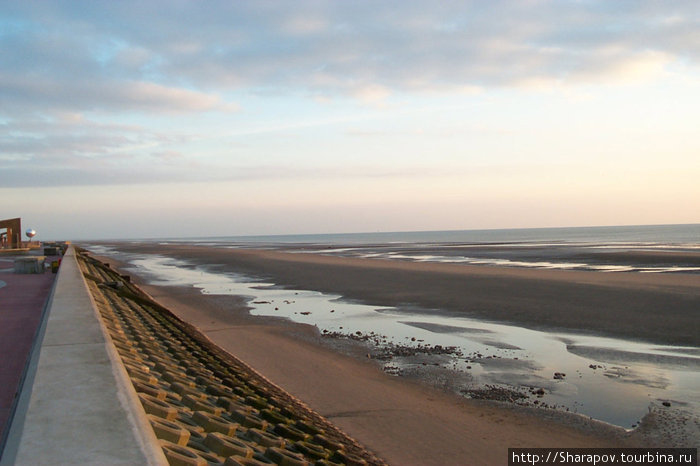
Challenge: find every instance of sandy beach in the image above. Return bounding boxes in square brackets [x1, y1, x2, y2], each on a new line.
[88, 243, 700, 464]
[109, 244, 700, 346]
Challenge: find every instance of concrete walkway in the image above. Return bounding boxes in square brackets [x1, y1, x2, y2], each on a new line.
[1, 247, 165, 465]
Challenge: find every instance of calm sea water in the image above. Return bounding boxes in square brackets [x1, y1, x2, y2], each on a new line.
[161, 223, 700, 246]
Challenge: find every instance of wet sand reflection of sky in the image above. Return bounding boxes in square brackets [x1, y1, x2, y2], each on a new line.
[88, 246, 700, 430]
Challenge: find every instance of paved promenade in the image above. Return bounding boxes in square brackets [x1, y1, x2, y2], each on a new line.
[0, 257, 54, 447]
[0, 247, 165, 465]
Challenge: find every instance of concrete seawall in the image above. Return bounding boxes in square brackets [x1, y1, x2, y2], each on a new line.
[1, 247, 166, 465]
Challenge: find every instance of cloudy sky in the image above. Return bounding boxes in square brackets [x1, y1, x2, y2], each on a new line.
[2, 1, 699, 239]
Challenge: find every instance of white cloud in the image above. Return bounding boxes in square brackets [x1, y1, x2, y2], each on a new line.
[119, 81, 225, 112]
[350, 84, 393, 105]
[3, 1, 698, 113]
[2, 0, 698, 198]
[592, 51, 672, 83]
[281, 15, 330, 35]
[0, 74, 231, 114]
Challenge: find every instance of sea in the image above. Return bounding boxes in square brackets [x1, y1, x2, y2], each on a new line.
[176, 223, 700, 246]
[86, 223, 700, 435]
[160, 223, 700, 273]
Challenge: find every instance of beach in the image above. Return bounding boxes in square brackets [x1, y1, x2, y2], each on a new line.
[84, 242, 700, 463]
[108, 243, 700, 346]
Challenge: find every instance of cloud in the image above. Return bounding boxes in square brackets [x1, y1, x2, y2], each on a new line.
[2, 0, 698, 192]
[0, 74, 229, 114]
[350, 84, 393, 105]
[570, 50, 673, 84]
[0, 143, 483, 189]
[4, 1, 698, 110]
[0, 8, 234, 114]
[118, 81, 228, 112]
[151, 150, 185, 161]
[0, 113, 199, 188]
[1, 114, 181, 158]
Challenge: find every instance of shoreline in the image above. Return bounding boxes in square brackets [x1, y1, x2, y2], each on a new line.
[83, 243, 700, 460]
[101, 243, 700, 347]
[117, 274, 641, 463]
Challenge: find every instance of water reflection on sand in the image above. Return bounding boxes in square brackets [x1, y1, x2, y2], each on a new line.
[91, 248, 700, 431]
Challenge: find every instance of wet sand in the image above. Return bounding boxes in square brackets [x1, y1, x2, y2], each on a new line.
[110, 244, 700, 346]
[87, 243, 700, 463]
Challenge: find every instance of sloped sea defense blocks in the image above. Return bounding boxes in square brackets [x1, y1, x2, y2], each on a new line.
[77, 250, 385, 466]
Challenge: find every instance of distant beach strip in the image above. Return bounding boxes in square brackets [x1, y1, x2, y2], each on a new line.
[152, 224, 700, 274]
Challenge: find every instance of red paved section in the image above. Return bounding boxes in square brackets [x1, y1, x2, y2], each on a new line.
[0, 259, 56, 444]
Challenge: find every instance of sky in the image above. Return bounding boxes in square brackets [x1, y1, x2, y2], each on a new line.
[1, 1, 699, 240]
